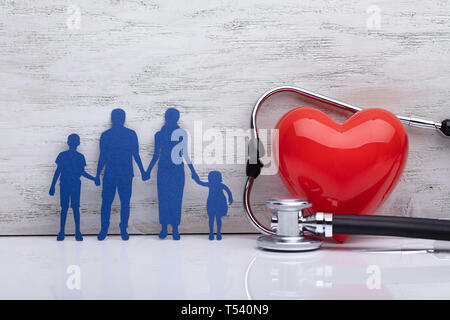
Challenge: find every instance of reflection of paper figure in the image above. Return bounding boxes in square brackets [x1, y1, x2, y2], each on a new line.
[157, 243, 185, 298]
[145, 108, 198, 240]
[98, 241, 133, 299]
[95, 109, 147, 241]
[49, 134, 96, 241]
[207, 244, 231, 298]
[194, 171, 233, 240]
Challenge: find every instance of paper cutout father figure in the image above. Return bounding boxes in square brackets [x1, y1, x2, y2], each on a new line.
[95, 108, 146, 241]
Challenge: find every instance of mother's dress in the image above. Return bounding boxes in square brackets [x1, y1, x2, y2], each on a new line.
[155, 127, 185, 227]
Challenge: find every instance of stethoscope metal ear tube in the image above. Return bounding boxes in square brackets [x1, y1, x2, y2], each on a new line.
[244, 86, 450, 251]
[249, 86, 450, 140]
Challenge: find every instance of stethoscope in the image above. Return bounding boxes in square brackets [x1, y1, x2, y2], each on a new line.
[243, 86, 450, 252]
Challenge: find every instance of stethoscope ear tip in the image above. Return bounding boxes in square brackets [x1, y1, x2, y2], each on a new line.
[440, 119, 450, 136]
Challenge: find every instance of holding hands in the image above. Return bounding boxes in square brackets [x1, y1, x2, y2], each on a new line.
[191, 171, 200, 183]
[142, 170, 150, 181]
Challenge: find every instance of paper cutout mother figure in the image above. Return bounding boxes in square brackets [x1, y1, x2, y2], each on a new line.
[95, 109, 147, 241]
[145, 108, 198, 240]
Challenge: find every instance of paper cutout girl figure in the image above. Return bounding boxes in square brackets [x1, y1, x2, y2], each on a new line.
[145, 108, 198, 240]
[194, 171, 233, 240]
[49, 134, 96, 241]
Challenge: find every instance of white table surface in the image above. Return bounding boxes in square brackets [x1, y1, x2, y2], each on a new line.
[0, 234, 449, 300]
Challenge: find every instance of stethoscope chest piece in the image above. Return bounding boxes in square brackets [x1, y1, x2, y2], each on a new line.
[256, 198, 323, 252]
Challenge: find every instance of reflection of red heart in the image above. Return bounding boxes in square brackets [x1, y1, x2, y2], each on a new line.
[274, 107, 408, 242]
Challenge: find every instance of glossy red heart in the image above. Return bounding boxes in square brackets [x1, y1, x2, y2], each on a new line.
[274, 107, 408, 242]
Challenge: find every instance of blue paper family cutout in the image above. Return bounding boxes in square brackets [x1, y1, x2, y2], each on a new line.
[145, 108, 198, 240]
[49, 108, 232, 242]
[194, 171, 233, 240]
[95, 108, 146, 241]
[49, 133, 96, 241]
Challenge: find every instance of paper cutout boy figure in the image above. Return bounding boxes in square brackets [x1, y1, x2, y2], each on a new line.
[95, 108, 147, 241]
[49, 133, 96, 241]
[194, 171, 233, 240]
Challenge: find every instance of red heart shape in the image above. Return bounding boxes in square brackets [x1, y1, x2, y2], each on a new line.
[274, 107, 408, 242]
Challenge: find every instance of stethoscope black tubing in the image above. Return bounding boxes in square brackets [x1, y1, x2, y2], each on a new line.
[333, 214, 450, 241]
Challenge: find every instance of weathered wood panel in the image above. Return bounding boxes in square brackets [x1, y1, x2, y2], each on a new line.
[0, 0, 449, 234]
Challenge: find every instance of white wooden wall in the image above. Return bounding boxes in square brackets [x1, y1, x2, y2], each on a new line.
[0, 0, 449, 235]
